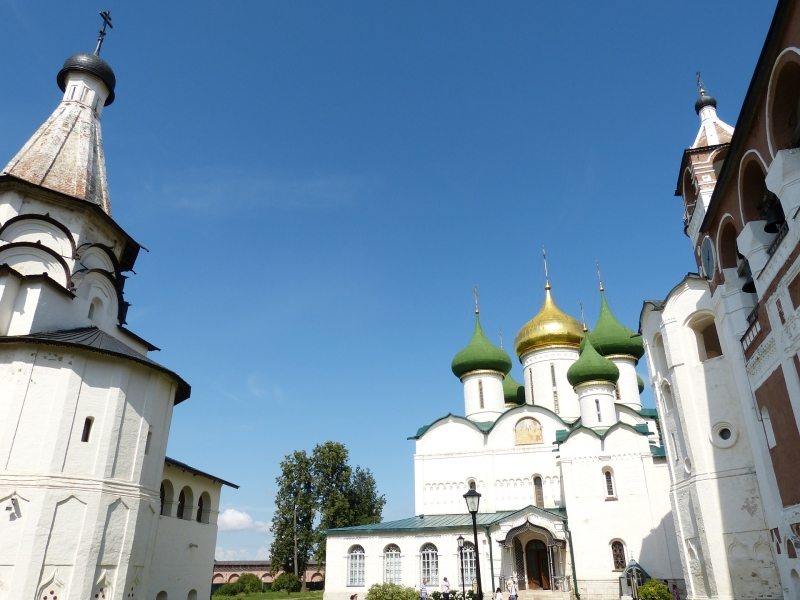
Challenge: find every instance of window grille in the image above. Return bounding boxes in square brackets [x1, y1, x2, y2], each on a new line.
[611, 541, 626, 570]
[478, 380, 484, 409]
[550, 364, 559, 413]
[460, 542, 476, 587]
[384, 545, 401, 583]
[420, 543, 439, 585]
[534, 477, 544, 508]
[605, 471, 615, 497]
[349, 545, 365, 586]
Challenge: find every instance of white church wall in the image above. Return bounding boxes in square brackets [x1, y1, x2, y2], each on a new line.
[520, 347, 580, 420]
[148, 463, 222, 600]
[462, 371, 505, 421]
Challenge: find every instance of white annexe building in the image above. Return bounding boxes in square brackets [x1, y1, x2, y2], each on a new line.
[325, 286, 684, 600]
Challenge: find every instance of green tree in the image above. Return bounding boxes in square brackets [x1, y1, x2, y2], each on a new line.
[638, 580, 672, 600]
[349, 465, 385, 526]
[273, 573, 303, 593]
[269, 450, 317, 581]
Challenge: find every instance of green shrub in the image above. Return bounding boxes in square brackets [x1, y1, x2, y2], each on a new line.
[365, 582, 419, 600]
[431, 591, 442, 600]
[639, 580, 672, 600]
[273, 573, 303, 593]
[212, 573, 263, 596]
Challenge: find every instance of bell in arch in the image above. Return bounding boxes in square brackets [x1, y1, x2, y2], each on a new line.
[764, 201, 786, 233]
[741, 260, 756, 294]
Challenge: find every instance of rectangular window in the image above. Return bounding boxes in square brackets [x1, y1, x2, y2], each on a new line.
[478, 380, 484, 409]
[596, 399, 602, 422]
[529, 368, 534, 404]
[384, 548, 401, 584]
[81, 417, 93, 442]
[550, 364, 559, 413]
[145, 430, 153, 455]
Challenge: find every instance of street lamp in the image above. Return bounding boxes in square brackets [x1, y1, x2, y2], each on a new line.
[463, 489, 483, 600]
[457, 535, 466, 599]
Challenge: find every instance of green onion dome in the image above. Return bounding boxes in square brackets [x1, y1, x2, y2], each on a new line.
[503, 372, 526, 406]
[452, 314, 513, 379]
[567, 335, 620, 387]
[637, 375, 645, 394]
[587, 292, 644, 360]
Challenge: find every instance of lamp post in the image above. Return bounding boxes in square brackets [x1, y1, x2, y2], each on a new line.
[464, 489, 483, 600]
[457, 535, 466, 599]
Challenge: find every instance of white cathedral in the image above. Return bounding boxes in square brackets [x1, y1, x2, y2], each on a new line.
[0, 35, 235, 600]
[324, 282, 683, 600]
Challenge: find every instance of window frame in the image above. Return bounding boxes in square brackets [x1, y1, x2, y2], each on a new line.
[603, 469, 617, 500]
[348, 545, 366, 587]
[420, 543, 439, 586]
[610, 540, 626, 571]
[384, 544, 402, 584]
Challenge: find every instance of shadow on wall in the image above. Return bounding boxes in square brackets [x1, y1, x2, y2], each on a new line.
[638, 513, 686, 598]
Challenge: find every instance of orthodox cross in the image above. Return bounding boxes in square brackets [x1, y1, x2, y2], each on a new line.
[580, 301, 588, 332]
[473, 284, 480, 314]
[94, 11, 113, 56]
[499, 328, 504, 349]
[696, 71, 705, 95]
[596, 259, 604, 292]
[542, 246, 550, 288]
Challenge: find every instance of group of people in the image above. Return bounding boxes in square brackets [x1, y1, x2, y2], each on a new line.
[417, 577, 519, 600]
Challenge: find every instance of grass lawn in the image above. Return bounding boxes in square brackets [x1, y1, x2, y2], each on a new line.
[214, 591, 326, 600]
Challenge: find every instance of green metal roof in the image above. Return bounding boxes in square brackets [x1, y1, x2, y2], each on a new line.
[503, 372, 525, 406]
[588, 292, 644, 360]
[326, 507, 564, 535]
[451, 315, 512, 378]
[408, 407, 573, 441]
[650, 445, 666, 458]
[637, 408, 658, 418]
[566, 335, 619, 386]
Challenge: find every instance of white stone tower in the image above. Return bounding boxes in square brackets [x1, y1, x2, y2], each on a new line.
[0, 27, 190, 600]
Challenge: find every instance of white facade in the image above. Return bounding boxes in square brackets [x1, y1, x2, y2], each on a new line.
[326, 293, 683, 600]
[0, 49, 235, 599]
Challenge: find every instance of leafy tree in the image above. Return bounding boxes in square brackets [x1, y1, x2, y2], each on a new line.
[349, 465, 385, 526]
[365, 582, 419, 600]
[639, 580, 672, 600]
[212, 573, 262, 596]
[273, 573, 303, 593]
[269, 450, 317, 579]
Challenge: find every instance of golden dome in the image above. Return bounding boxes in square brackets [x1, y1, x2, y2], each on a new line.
[514, 284, 585, 357]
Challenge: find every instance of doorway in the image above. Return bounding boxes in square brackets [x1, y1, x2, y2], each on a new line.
[525, 540, 550, 590]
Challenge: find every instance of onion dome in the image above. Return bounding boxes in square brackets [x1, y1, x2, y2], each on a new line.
[515, 284, 584, 357]
[58, 53, 116, 105]
[503, 372, 525, 406]
[452, 315, 513, 379]
[588, 292, 644, 360]
[567, 336, 620, 387]
[637, 375, 645, 394]
[695, 89, 717, 115]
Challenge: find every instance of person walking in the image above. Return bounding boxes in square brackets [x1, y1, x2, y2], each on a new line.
[420, 580, 428, 600]
[508, 575, 518, 600]
[442, 577, 450, 600]
[671, 584, 681, 600]
[495, 587, 503, 600]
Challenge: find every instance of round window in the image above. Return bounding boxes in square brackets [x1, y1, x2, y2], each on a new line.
[719, 428, 732, 440]
[710, 422, 738, 449]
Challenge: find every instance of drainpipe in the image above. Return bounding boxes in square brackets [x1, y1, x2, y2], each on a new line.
[563, 518, 580, 599]
[484, 526, 496, 596]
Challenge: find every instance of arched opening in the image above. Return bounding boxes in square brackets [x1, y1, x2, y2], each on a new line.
[468, 479, 476, 491]
[88, 297, 104, 321]
[762, 406, 777, 449]
[384, 544, 401, 584]
[420, 543, 439, 585]
[712, 148, 728, 178]
[689, 315, 723, 361]
[771, 59, 800, 150]
[533, 476, 544, 508]
[524, 539, 550, 590]
[177, 486, 194, 520]
[160, 480, 174, 517]
[188, 591, 198, 600]
[683, 169, 698, 222]
[791, 569, 800, 600]
[603, 469, 616, 498]
[81, 417, 94, 442]
[197, 491, 211, 524]
[229, 574, 240, 583]
[156, 593, 168, 600]
[611, 540, 626, 571]
[652, 334, 668, 375]
[718, 221, 740, 270]
[348, 545, 365, 586]
[741, 160, 768, 224]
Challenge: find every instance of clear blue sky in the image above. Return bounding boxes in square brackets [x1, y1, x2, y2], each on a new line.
[1, 0, 775, 560]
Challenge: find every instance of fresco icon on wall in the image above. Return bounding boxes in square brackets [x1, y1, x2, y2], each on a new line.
[515, 418, 543, 445]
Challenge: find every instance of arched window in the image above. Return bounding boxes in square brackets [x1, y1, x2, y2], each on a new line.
[652, 334, 668, 375]
[478, 379, 484, 409]
[533, 477, 544, 508]
[689, 315, 723, 361]
[770, 58, 800, 150]
[604, 470, 616, 498]
[384, 544, 401, 584]
[188, 591, 198, 600]
[718, 222, 740, 271]
[461, 541, 476, 587]
[81, 417, 94, 442]
[88, 297, 103, 321]
[348, 545, 365, 586]
[740, 160, 768, 224]
[196, 494, 205, 523]
[611, 541, 626, 570]
[420, 543, 439, 585]
[661, 383, 674, 413]
[160, 480, 174, 517]
[762, 406, 777, 448]
[468, 480, 476, 491]
[156, 593, 168, 600]
[177, 490, 186, 519]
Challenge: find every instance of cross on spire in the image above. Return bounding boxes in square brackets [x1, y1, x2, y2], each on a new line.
[580, 301, 588, 333]
[473, 284, 479, 315]
[542, 246, 550, 290]
[94, 11, 113, 56]
[499, 328, 504, 349]
[696, 71, 705, 95]
[596, 259, 604, 292]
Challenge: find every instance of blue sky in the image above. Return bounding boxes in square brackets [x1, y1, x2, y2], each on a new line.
[1, 1, 775, 560]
